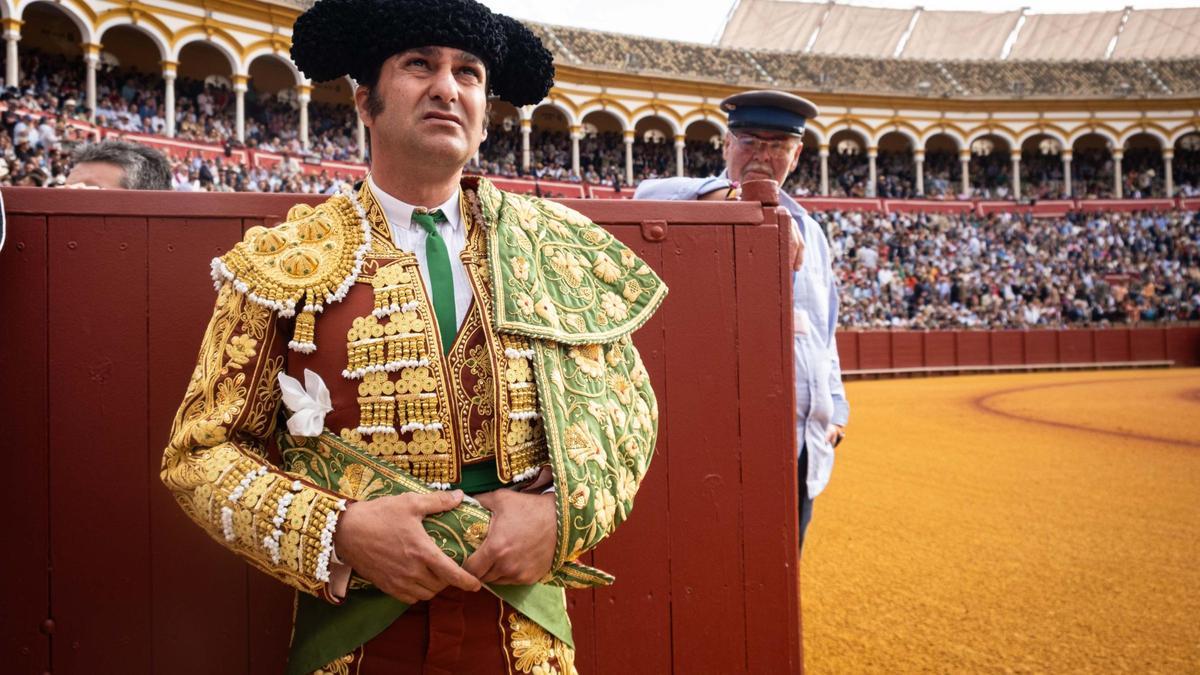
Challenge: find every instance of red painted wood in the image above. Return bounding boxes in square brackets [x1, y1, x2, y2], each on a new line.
[955, 331, 991, 366]
[836, 331, 859, 371]
[924, 331, 956, 367]
[246, 574, 296, 673]
[1129, 328, 1167, 361]
[662, 224, 747, 674]
[890, 331, 923, 369]
[857, 332, 892, 369]
[1057, 330, 1095, 363]
[589, 224, 673, 675]
[1165, 327, 1200, 366]
[1023, 331, 1058, 364]
[989, 331, 1024, 365]
[1094, 329, 1132, 362]
[48, 216, 152, 673]
[0, 215, 51, 672]
[736, 210, 802, 674]
[147, 217, 250, 674]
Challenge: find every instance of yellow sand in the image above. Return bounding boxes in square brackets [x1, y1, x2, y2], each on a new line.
[802, 368, 1200, 674]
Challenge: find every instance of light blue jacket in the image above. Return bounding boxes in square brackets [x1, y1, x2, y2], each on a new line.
[635, 175, 849, 498]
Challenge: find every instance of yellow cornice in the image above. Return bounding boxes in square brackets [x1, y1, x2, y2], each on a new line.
[553, 64, 1200, 114]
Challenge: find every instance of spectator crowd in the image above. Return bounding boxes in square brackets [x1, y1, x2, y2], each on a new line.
[824, 208, 1200, 329]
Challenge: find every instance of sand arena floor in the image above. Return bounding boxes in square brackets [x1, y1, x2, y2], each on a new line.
[801, 368, 1200, 674]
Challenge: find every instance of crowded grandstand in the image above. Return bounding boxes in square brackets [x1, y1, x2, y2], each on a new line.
[1, 0, 1197, 327]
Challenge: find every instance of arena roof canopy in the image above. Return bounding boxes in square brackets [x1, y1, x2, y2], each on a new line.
[719, 0, 1200, 60]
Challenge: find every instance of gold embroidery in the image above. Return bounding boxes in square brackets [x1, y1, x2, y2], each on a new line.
[161, 281, 346, 595]
[504, 611, 579, 675]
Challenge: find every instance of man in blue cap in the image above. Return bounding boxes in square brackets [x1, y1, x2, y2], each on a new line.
[636, 89, 849, 552]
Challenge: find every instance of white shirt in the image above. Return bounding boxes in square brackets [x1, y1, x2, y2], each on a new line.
[367, 176, 473, 330]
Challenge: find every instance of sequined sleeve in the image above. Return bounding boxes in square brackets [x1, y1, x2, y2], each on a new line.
[161, 282, 347, 597]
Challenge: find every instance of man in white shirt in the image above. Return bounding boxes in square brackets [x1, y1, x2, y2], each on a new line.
[636, 90, 849, 551]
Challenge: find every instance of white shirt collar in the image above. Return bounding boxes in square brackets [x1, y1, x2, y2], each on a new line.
[367, 174, 462, 233]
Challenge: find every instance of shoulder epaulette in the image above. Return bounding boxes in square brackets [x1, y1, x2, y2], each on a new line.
[210, 186, 372, 352]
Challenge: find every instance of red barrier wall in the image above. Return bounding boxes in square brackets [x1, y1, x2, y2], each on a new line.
[0, 188, 801, 674]
[838, 327, 1199, 375]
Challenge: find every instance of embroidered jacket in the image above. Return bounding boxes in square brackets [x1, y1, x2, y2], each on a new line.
[161, 176, 667, 596]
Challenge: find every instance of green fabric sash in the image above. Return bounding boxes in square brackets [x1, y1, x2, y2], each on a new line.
[280, 432, 610, 675]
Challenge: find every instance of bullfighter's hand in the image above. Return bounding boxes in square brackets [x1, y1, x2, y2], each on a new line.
[333, 491, 482, 604]
[463, 489, 557, 586]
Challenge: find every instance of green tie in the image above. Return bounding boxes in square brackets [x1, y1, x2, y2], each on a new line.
[412, 208, 457, 353]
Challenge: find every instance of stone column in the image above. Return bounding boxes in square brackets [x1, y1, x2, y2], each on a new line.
[624, 130, 635, 186]
[866, 146, 878, 198]
[1112, 148, 1124, 199]
[675, 134, 686, 177]
[569, 124, 581, 178]
[914, 149, 925, 196]
[356, 116, 366, 162]
[3, 19, 21, 89]
[960, 148, 971, 196]
[297, 83, 312, 151]
[819, 144, 830, 196]
[520, 119, 531, 173]
[232, 74, 248, 143]
[162, 61, 178, 137]
[1062, 150, 1073, 198]
[1164, 149, 1174, 197]
[1011, 150, 1022, 201]
[83, 43, 100, 123]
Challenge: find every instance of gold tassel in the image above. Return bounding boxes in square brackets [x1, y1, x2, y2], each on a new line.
[289, 310, 317, 353]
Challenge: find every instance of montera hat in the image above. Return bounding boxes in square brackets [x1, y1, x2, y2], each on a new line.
[721, 90, 819, 136]
[290, 0, 554, 107]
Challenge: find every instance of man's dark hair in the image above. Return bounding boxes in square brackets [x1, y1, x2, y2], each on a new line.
[71, 140, 172, 190]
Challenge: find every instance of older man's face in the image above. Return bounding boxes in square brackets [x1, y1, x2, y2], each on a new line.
[722, 129, 804, 185]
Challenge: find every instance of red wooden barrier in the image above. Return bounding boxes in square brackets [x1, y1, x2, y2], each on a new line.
[838, 327, 1199, 375]
[0, 187, 801, 674]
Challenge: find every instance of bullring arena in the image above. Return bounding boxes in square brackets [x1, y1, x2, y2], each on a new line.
[1, 0, 1198, 672]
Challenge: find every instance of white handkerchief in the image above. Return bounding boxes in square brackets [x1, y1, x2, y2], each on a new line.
[277, 369, 333, 437]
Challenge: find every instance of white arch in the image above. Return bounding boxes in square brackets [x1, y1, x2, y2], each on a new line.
[1170, 123, 1200, 147]
[1119, 126, 1168, 149]
[18, 0, 95, 45]
[1016, 127, 1069, 151]
[244, 48, 302, 86]
[965, 127, 1017, 150]
[1068, 126, 1119, 148]
[94, 18, 169, 62]
[577, 103, 630, 132]
[922, 128, 965, 151]
[680, 112, 727, 137]
[876, 126, 920, 151]
[170, 32, 240, 75]
[530, 99, 577, 128]
[631, 109, 682, 137]
[826, 124, 871, 148]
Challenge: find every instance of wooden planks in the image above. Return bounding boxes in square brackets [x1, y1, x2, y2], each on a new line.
[147, 216, 249, 674]
[1, 215, 51, 673]
[735, 209, 802, 674]
[48, 215, 152, 673]
[661, 222, 747, 674]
